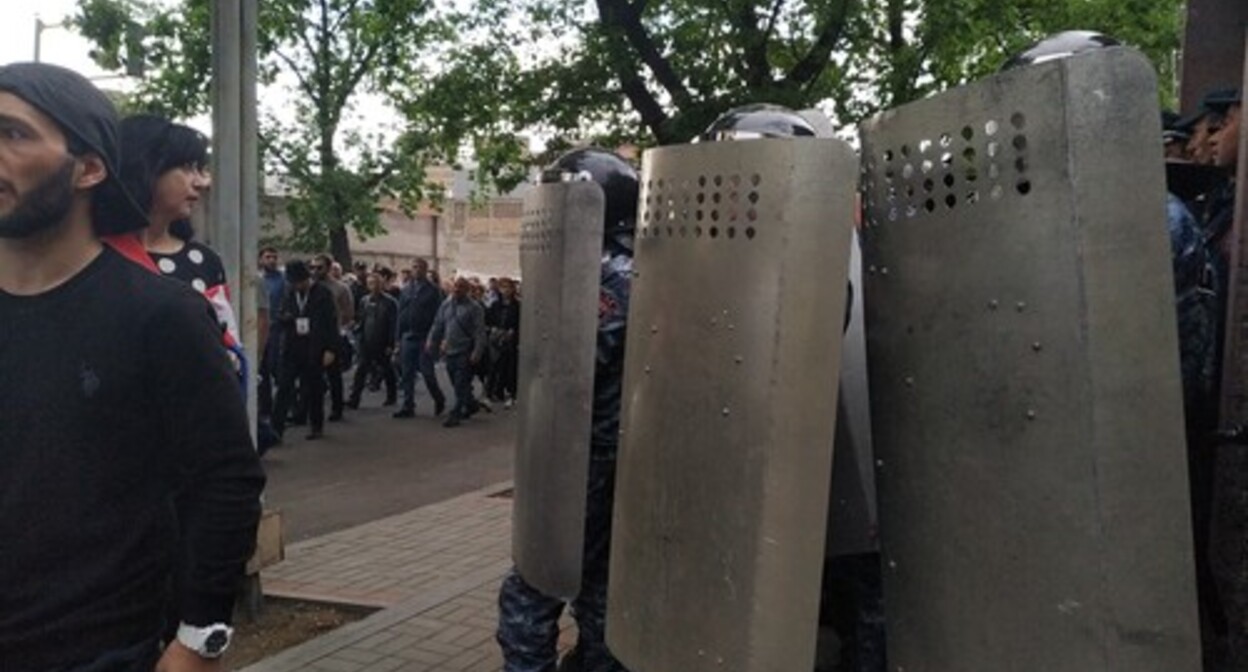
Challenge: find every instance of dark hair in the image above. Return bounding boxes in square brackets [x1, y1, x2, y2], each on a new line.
[285, 260, 311, 283]
[259, 245, 279, 257]
[118, 114, 209, 241]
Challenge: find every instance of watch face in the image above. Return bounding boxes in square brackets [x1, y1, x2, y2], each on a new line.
[205, 629, 229, 654]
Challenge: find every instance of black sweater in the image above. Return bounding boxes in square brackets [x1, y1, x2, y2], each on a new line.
[0, 248, 265, 670]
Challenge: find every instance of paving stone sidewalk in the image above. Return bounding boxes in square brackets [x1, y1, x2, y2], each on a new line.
[242, 481, 573, 672]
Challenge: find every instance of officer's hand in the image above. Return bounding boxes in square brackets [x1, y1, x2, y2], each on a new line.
[154, 641, 222, 672]
[322, 351, 336, 368]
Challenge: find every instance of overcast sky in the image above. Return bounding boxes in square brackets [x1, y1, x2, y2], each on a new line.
[4, 1, 117, 76]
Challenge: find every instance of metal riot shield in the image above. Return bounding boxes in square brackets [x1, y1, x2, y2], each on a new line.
[608, 138, 857, 671]
[859, 47, 1201, 671]
[513, 181, 604, 598]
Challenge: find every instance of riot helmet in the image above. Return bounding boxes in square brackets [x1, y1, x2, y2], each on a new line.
[540, 147, 639, 252]
[1001, 31, 1121, 70]
[698, 103, 817, 142]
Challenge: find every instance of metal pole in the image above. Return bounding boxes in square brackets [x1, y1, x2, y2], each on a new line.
[34, 18, 43, 61]
[211, 0, 259, 434]
[1180, 0, 1248, 113]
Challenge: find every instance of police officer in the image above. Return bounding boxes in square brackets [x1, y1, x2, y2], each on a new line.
[272, 260, 340, 440]
[496, 148, 637, 672]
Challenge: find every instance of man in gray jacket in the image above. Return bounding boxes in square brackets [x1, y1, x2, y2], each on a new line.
[427, 276, 487, 427]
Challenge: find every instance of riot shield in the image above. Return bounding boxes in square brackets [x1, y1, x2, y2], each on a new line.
[513, 181, 604, 598]
[608, 138, 857, 671]
[859, 47, 1201, 671]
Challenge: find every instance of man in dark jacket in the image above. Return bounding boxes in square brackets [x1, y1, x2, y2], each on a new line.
[0, 62, 264, 672]
[272, 260, 339, 440]
[486, 276, 521, 405]
[395, 257, 447, 417]
[349, 272, 399, 407]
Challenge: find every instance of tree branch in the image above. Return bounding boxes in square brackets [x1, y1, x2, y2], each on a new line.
[782, 0, 853, 88]
[735, 1, 770, 88]
[596, 0, 693, 109]
[272, 48, 318, 101]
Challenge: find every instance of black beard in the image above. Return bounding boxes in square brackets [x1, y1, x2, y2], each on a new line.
[0, 158, 76, 239]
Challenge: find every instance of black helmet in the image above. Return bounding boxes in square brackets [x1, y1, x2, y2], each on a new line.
[541, 147, 639, 248]
[1001, 31, 1120, 71]
[699, 103, 816, 142]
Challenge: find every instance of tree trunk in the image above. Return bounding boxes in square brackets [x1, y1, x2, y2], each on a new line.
[329, 226, 352, 268]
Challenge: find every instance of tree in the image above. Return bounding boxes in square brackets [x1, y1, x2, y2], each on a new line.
[73, 0, 449, 264]
[421, 0, 1184, 158]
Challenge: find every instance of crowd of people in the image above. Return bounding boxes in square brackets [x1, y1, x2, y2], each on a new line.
[257, 247, 523, 443]
[1162, 86, 1244, 670]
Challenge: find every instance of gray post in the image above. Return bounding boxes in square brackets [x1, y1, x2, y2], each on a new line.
[34, 18, 43, 61]
[209, 0, 259, 435]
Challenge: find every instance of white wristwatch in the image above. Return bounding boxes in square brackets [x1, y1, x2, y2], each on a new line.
[176, 622, 234, 658]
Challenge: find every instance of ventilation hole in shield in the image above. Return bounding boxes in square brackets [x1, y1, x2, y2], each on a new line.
[921, 159, 933, 174]
[657, 179, 665, 189]
[698, 175, 707, 187]
[990, 185, 1003, 200]
[923, 178, 935, 193]
[680, 226, 688, 237]
[747, 208, 758, 221]
[683, 192, 691, 204]
[987, 141, 1000, 158]
[694, 226, 703, 237]
[668, 210, 677, 220]
[710, 227, 720, 238]
[941, 152, 954, 169]
[647, 179, 653, 189]
[988, 163, 1000, 180]
[1012, 135, 1028, 151]
[1015, 157, 1028, 173]
[906, 204, 918, 218]
[902, 164, 914, 180]
[943, 173, 955, 188]
[714, 175, 724, 187]
[668, 226, 675, 236]
[1016, 179, 1032, 195]
[889, 208, 899, 222]
[696, 210, 704, 221]
[918, 138, 933, 154]
[940, 132, 953, 147]
[746, 227, 757, 239]
[963, 146, 977, 163]
[967, 190, 980, 204]
[962, 125, 974, 141]
[749, 191, 760, 204]
[905, 184, 916, 198]
[728, 227, 737, 239]
[711, 210, 720, 222]
[945, 193, 957, 209]
[730, 174, 741, 187]
[985, 120, 999, 136]
[1011, 112, 1026, 129]
[729, 209, 739, 221]
[712, 193, 722, 204]
[901, 144, 911, 157]
[697, 193, 706, 204]
[885, 167, 895, 183]
[924, 199, 936, 212]
[682, 208, 690, 220]
[751, 174, 762, 187]
[883, 149, 895, 162]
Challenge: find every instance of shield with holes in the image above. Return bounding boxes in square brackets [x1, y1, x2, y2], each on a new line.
[858, 47, 1200, 671]
[513, 181, 605, 598]
[607, 138, 857, 672]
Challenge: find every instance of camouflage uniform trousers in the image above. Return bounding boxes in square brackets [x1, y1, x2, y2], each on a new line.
[497, 453, 627, 672]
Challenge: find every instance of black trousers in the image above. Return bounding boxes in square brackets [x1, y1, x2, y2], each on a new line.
[274, 357, 325, 433]
[351, 348, 396, 403]
[325, 336, 346, 416]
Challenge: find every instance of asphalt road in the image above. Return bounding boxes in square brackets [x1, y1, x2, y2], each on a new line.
[260, 379, 515, 542]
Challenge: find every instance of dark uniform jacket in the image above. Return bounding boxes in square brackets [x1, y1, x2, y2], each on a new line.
[356, 292, 398, 355]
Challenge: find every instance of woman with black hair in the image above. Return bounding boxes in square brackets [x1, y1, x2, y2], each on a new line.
[119, 114, 240, 346]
